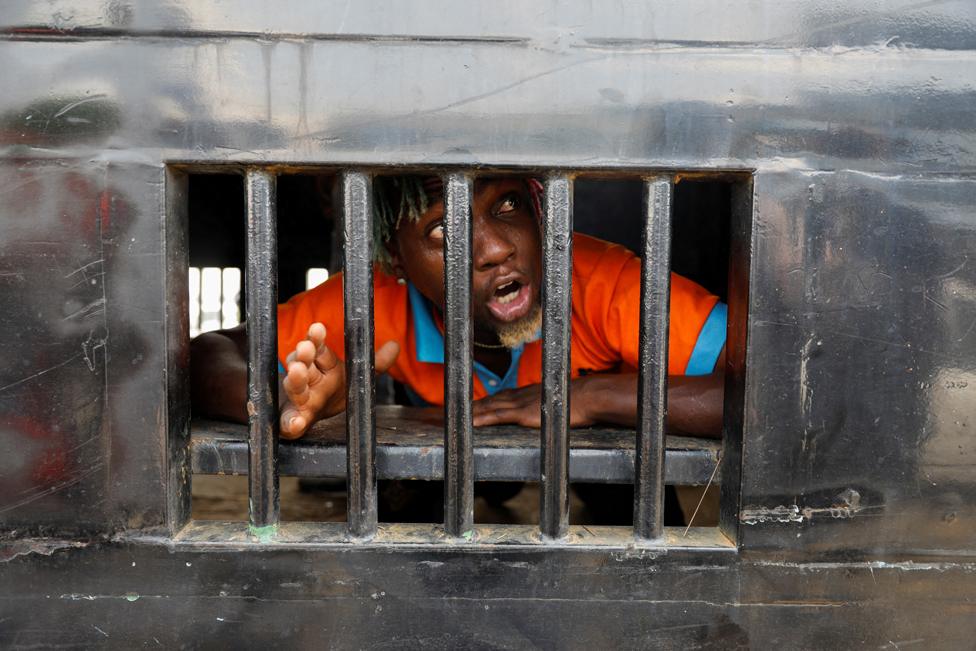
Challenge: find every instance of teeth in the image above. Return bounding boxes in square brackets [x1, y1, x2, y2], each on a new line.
[495, 285, 519, 304]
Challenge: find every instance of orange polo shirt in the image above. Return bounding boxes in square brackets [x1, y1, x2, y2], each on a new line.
[277, 233, 725, 406]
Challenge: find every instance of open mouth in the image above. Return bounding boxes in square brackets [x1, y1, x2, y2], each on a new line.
[494, 280, 521, 304]
[486, 279, 532, 322]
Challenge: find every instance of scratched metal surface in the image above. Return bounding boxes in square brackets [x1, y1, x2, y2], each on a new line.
[189, 409, 721, 485]
[742, 171, 976, 556]
[0, 1, 974, 647]
[1, 540, 974, 648]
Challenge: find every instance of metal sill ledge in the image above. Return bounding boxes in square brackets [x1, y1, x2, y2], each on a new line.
[190, 406, 720, 486]
[167, 520, 735, 550]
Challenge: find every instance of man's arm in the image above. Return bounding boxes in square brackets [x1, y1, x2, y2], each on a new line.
[190, 325, 249, 423]
[471, 347, 725, 437]
[577, 348, 725, 437]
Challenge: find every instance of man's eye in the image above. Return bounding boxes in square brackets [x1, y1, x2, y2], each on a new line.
[496, 194, 520, 215]
[428, 224, 444, 240]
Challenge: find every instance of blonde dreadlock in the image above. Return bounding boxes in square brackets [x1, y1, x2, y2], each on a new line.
[372, 176, 431, 271]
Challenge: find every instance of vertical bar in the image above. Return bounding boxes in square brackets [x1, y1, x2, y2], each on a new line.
[342, 171, 377, 538]
[188, 266, 200, 338]
[540, 175, 573, 539]
[244, 169, 280, 534]
[443, 173, 474, 537]
[634, 176, 673, 540]
[218, 267, 225, 331]
[165, 169, 192, 534]
[719, 176, 752, 541]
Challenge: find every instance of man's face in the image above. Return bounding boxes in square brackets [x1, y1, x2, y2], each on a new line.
[390, 178, 542, 342]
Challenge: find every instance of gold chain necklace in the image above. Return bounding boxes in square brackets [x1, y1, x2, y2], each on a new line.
[473, 340, 507, 350]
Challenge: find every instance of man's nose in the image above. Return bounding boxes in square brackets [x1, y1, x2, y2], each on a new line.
[473, 215, 516, 271]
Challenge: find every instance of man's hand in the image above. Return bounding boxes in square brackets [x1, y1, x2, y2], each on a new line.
[279, 323, 399, 439]
[471, 369, 724, 437]
[472, 378, 597, 428]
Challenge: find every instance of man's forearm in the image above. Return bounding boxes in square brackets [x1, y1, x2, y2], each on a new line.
[578, 372, 724, 437]
[190, 329, 249, 423]
[664, 372, 725, 437]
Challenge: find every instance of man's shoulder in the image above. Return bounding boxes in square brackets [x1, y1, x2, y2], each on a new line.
[571, 232, 637, 279]
[572, 232, 636, 259]
[277, 269, 407, 346]
[282, 267, 404, 308]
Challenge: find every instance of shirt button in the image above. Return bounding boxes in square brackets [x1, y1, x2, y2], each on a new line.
[488, 379, 498, 387]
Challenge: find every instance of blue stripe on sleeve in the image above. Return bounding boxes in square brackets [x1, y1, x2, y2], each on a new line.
[685, 302, 727, 376]
[278, 360, 286, 375]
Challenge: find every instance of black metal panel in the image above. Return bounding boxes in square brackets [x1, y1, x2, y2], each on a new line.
[442, 173, 474, 536]
[2, 539, 976, 648]
[3, 161, 181, 537]
[4, 36, 973, 175]
[634, 176, 673, 541]
[740, 171, 976, 555]
[244, 169, 280, 532]
[0, 159, 113, 534]
[341, 171, 377, 538]
[540, 176, 573, 539]
[189, 412, 720, 485]
[1, 1, 975, 645]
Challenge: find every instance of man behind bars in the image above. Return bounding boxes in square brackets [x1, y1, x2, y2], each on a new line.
[191, 176, 726, 440]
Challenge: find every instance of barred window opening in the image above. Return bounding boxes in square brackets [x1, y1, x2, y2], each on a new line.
[181, 168, 748, 543]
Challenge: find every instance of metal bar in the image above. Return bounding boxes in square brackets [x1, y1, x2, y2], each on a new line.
[341, 171, 377, 538]
[165, 169, 192, 534]
[194, 268, 202, 336]
[443, 173, 474, 537]
[190, 416, 722, 485]
[719, 177, 753, 541]
[244, 169, 280, 534]
[634, 176, 674, 541]
[540, 175, 573, 540]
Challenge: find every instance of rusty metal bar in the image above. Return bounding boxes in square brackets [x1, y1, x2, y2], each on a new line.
[443, 173, 475, 537]
[540, 175, 573, 540]
[634, 176, 673, 541]
[244, 169, 280, 535]
[342, 171, 377, 538]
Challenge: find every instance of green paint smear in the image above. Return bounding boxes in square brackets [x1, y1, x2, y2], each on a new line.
[249, 523, 279, 543]
[461, 530, 475, 542]
[124, 593, 140, 602]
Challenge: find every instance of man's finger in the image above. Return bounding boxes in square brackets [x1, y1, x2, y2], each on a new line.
[279, 406, 307, 440]
[283, 362, 310, 406]
[473, 407, 537, 428]
[375, 340, 400, 374]
[284, 361, 308, 390]
[473, 391, 533, 413]
[307, 322, 327, 347]
[312, 340, 339, 374]
[472, 409, 504, 427]
[473, 398, 518, 415]
[295, 339, 317, 365]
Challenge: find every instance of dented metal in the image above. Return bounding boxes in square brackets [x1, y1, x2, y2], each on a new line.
[1, 0, 974, 647]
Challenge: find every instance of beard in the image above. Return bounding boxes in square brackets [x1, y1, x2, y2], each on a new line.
[495, 304, 543, 349]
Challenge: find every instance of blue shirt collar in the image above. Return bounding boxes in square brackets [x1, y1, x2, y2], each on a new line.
[408, 282, 446, 364]
[408, 282, 528, 396]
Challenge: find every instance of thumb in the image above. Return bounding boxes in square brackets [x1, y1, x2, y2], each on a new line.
[375, 340, 400, 375]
